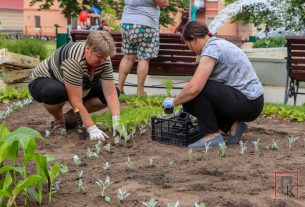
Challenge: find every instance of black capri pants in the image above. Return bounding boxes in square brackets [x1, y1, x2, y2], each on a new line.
[29, 77, 120, 105]
[183, 80, 264, 137]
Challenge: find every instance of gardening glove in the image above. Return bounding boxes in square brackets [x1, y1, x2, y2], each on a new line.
[112, 115, 127, 137]
[87, 125, 109, 141]
[162, 97, 175, 109]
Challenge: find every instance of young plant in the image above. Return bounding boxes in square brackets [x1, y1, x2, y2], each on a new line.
[75, 170, 85, 191]
[271, 139, 279, 150]
[167, 201, 179, 207]
[164, 80, 174, 97]
[168, 158, 175, 167]
[73, 155, 81, 166]
[103, 162, 110, 171]
[96, 175, 112, 203]
[116, 188, 130, 202]
[139, 124, 146, 135]
[95, 140, 103, 154]
[218, 142, 227, 157]
[239, 140, 247, 155]
[103, 143, 112, 153]
[86, 147, 98, 158]
[288, 136, 299, 150]
[126, 157, 132, 168]
[114, 135, 120, 145]
[188, 148, 193, 161]
[252, 138, 260, 152]
[194, 202, 206, 207]
[149, 157, 154, 166]
[203, 142, 212, 155]
[143, 198, 157, 207]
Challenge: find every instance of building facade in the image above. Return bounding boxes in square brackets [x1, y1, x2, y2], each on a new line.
[0, 0, 23, 32]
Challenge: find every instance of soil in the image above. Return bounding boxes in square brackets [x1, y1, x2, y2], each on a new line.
[3, 101, 305, 207]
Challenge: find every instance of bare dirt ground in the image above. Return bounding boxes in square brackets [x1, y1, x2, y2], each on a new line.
[3, 101, 305, 207]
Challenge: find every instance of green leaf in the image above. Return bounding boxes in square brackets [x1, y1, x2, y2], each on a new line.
[50, 162, 61, 181]
[12, 175, 42, 196]
[25, 186, 39, 203]
[0, 141, 19, 163]
[60, 164, 68, 174]
[0, 124, 10, 139]
[0, 166, 24, 176]
[0, 190, 10, 197]
[34, 154, 50, 181]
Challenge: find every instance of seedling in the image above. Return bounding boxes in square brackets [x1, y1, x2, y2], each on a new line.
[168, 158, 175, 167]
[203, 142, 212, 155]
[252, 138, 260, 152]
[45, 129, 51, 138]
[103, 162, 110, 171]
[218, 142, 227, 157]
[194, 202, 206, 207]
[143, 198, 157, 207]
[167, 201, 179, 207]
[149, 157, 154, 166]
[103, 143, 112, 153]
[126, 157, 132, 168]
[95, 140, 103, 154]
[239, 140, 247, 155]
[51, 179, 61, 193]
[114, 135, 120, 145]
[288, 136, 299, 150]
[188, 148, 193, 161]
[96, 175, 112, 203]
[164, 80, 174, 97]
[87, 147, 98, 158]
[73, 154, 81, 166]
[116, 188, 130, 202]
[271, 139, 279, 150]
[76, 170, 85, 191]
[139, 124, 146, 135]
[130, 127, 136, 139]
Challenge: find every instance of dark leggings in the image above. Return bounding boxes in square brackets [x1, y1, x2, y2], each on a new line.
[183, 80, 264, 137]
[29, 77, 120, 105]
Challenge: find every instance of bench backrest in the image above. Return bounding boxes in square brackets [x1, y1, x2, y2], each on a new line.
[286, 36, 305, 81]
[70, 30, 243, 76]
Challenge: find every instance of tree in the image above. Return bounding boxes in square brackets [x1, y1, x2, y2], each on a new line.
[30, 0, 189, 28]
[29, 0, 102, 24]
[224, 0, 305, 32]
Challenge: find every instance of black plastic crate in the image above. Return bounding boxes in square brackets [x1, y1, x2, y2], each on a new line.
[151, 112, 201, 147]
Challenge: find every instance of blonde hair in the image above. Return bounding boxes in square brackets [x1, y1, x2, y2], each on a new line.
[86, 31, 116, 57]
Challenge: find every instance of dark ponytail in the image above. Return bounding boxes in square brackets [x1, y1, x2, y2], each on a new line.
[182, 21, 212, 41]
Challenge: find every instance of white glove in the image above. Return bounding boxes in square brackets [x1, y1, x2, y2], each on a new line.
[87, 125, 109, 141]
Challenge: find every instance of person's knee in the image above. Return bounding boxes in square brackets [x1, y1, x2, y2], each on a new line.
[124, 55, 136, 62]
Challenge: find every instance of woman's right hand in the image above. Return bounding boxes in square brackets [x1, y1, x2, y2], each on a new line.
[87, 125, 109, 141]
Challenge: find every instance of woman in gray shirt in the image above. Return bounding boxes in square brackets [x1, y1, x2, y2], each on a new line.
[162, 21, 264, 148]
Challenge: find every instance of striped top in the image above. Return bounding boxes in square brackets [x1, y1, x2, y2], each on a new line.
[28, 42, 114, 94]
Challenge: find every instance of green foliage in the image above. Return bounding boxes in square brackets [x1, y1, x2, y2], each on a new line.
[164, 80, 174, 97]
[101, 1, 122, 32]
[224, 0, 305, 32]
[262, 103, 305, 121]
[101, 0, 189, 27]
[253, 37, 285, 48]
[0, 87, 31, 104]
[119, 94, 166, 107]
[0, 38, 48, 60]
[0, 124, 67, 206]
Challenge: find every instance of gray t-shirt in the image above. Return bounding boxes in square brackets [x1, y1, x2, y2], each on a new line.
[121, 0, 160, 29]
[201, 37, 263, 100]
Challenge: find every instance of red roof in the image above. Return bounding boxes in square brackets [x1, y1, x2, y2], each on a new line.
[0, 0, 23, 10]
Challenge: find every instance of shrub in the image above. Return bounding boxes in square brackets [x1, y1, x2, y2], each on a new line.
[0, 38, 48, 60]
[253, 37, 285, 48]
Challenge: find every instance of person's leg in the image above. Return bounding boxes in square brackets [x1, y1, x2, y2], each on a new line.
[118, 55, 137, 93]
[29, 77, 68, 130]
[136, 58, 150, 95]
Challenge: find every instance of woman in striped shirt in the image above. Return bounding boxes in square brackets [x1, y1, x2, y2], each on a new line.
[28, 31, 122, 141]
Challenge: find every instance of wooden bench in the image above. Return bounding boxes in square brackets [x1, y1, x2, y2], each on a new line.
[284, 36, 305, 105]
[71, 30, 243, 76]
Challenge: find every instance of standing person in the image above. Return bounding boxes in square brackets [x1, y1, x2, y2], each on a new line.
[162, 21, 264, 148]
[118, 0, 169, 95]
[28, 31, 122, 141]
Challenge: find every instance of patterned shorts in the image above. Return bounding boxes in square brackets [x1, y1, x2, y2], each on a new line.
[121, 23, 160, 59]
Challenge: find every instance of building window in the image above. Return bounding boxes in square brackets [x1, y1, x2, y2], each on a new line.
[34, 16, 41, 28]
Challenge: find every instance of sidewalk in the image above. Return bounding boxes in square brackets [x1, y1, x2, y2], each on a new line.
[114, 73, 305, 106]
